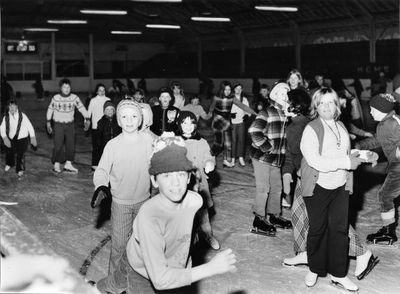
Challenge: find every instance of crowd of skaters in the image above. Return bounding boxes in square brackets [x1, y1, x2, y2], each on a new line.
[0, 70, 400, 293]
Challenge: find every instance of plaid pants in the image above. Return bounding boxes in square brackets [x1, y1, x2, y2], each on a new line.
[291, 179, 366, 256]
[211, 114, 232, 161]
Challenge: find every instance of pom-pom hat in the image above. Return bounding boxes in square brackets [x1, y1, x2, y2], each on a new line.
[116, 99, 143, 125]
[369, 93, 396, 113]
[149, 136, 194, 175]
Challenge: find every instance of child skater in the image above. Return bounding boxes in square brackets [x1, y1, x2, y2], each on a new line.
[0, 100, 37, 177]
[87, 83, 111, 171]
[46, 78, 90, 173]
[91, 100, 154, 282]
[248, 82, 292, 237]
[366, 93, 400, 245]
[95, 101, 122, 161]
[95, 136, 236, 294]
[177, 111, 220, 250]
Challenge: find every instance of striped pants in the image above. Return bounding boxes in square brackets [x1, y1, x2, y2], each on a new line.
[291, 179, 365, 257]
[108, 199, 147, 275]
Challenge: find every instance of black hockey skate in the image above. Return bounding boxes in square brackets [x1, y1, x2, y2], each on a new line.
[269, 214, 293, 229]
[251, 213, 276, 237]
[366, 223, 397, 246]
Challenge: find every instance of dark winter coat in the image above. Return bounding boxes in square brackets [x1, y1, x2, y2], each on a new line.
[96, 115, 121, 154]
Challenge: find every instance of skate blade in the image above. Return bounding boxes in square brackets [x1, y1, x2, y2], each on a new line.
[0, 201, 18, 205]
[367, 241, 398, 249]
[63, 168, 78, 174]
[250, 228, 276, 237]
[331, 281, 359, 293]
[282, 261, 308, 267]
[356, 255, 379, 280]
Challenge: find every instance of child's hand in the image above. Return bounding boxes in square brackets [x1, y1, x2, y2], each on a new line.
[84, 119, 90, 132]
[204, 161, 215, 173]
[46, 122, 53, 135]
[30, 136, 37, 148]
[282, 173, 293, 195]
[2, 137, 11, 148]
[208, 248, 237, 275]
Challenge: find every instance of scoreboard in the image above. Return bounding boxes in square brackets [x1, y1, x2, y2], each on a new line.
[5, 41, 38, 53]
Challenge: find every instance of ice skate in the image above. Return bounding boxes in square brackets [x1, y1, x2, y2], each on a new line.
[251, 213, 276, 237]
[4, 165, 11, 172]
[330, 275, 359, 293]
[355, 250, 379, 280]
[63, 161, 78, 174]
[366, 223, 397, 247]
[282, 197, 291, 209]
[283, 251, 308, 267]
[304, 270, 318, 287]
[269, 214, 292, 229]
[53, 162, 62, 173]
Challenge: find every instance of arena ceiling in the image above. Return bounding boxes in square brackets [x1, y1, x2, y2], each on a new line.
[1, 0, 399, 44]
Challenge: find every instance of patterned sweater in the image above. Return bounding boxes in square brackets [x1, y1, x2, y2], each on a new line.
[46, 93, 88, 123]
[248, 101, 288, 167]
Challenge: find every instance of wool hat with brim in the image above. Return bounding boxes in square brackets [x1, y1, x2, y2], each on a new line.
[269, 82, 290, 102]
[149, 136, 194, 175]
[369, 93, 396, 113]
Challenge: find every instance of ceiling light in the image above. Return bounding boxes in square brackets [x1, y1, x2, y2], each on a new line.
[80, 9, 127, 15]
[24, 28, 59, 32]
[191, 17, 231, 22]
[255, 6, 298, 12]
[131, 0, 181, 3]
[146, 24, 180, 29]
[47, 20, 87, 24]
[111, 31, 142, 34]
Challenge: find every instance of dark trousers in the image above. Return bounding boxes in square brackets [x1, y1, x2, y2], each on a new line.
[232, 122, 246, 158]
[378, 161, 400, 213]
[304, 184, 349, 277]
[52, 122, 75, 163]
[91, 129, 102, 166]
[5, 136, 29, 172]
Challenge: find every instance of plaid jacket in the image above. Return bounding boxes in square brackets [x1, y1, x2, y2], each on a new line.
[248, 101, 288, 167]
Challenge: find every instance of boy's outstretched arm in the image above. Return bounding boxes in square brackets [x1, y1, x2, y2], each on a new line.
[190, 248, 237, 283]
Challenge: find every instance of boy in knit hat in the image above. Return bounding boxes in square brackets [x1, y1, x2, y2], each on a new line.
[46, 78, 90, 173]
[95, 101, 121, 162]
[366, 93, 400, 245]
[249, 82, 292, 236]
[96, 136, 236, 294]
[92, 99, 154, 283]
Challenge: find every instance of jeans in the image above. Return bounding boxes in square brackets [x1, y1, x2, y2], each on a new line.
[252, 159, 281, 217]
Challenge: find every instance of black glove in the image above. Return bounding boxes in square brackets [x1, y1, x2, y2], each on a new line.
[30, 144, 37, 151]
[91, 186, 111, 208]
[231, 113, 237, 119]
